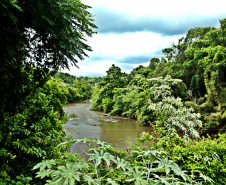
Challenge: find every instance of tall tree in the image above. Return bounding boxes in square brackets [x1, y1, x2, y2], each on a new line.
[0, 0, 97, 181]
[0, 0, 97, 116]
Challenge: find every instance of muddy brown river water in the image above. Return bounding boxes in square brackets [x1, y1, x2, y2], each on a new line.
[64, 101, 156, 155]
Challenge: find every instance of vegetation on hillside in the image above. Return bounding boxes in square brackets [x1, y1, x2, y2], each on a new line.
[92, 19, 226, 136]
[52, 72, 102, 102]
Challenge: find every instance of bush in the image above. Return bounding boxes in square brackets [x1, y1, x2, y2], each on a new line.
[131, 132, 226, 185]
[102, 98, 114, 113]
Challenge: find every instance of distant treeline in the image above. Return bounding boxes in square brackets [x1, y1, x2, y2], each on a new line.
[50, 72, 102, 102]
[54, 72, 102, 85]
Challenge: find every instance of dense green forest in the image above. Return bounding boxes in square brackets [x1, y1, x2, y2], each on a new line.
[52, 72, 102, 102]
[0, 0, 226, 184]
[92, 20, 226, 136]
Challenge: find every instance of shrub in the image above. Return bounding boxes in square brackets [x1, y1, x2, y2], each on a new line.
[131, 132, 226, 185]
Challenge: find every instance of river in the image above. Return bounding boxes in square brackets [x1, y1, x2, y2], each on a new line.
[64, 100, 156, 155]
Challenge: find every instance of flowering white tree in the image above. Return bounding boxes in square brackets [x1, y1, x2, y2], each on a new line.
[148, 75, 202, 139]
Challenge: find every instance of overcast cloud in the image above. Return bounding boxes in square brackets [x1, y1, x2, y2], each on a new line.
[62, 0, 226, 77]
[92, 7, 224, 36]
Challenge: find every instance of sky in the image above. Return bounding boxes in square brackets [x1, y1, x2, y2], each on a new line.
[62, 0, 226, 77]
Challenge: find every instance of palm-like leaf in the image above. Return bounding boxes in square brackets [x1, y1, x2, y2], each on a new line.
[58, 138, 112, 149]
[35, 169, 54, 179]
[83, 175, 98, 185]
[115, 157, 130, 171]
[75, 160, 89, 170]
[158, 176, 180, 185]
[89, 149, 115, 167]
[156, 158, 181, 175]
[124, 166, 147, 185]
[106, 178, 120, 185]
[33, 159, 56, 171]
[138, 150, 162, 157]
[200, 173, 214, 183]
[50, 162, 81, 184]
[93, 138, 112, 148]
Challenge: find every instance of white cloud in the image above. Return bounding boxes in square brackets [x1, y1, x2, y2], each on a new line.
[62, 60, 115, 77]
[63, 31, 184, 76]
[83, 0, 226, 17]
[63, 0, 226, 76]
[87, 32, 184, 58]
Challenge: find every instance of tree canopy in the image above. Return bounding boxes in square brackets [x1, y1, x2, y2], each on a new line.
[1, 0, 97, 69]
[0, 0, 97, 181]
[0, 0, 97, 116]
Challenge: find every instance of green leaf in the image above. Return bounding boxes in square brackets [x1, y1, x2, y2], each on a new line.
[124, 167, 147, 185]
[83, 175, 98, 185]
[33, 159, 56, 171]
[42, 16, 55, 26]
[58, 138, 112, 149]
[74, 160, 89, 170]
[93, 138, 112, 148]
[106, 178, 119, 185]
[158, 176, 173, 185]
[36, 169, 54, 179]
[157, 157, 181, 175]
[50, 162, 81, 184]
[115, 157, 130, 171]
[200, 173, 215, 183]
[138, 150, 162, 157]
[89, 149, 115, 167]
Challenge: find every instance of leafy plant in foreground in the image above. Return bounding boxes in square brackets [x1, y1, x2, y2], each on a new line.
[131, 132, 225, 184]
[33, 138, 213, 184]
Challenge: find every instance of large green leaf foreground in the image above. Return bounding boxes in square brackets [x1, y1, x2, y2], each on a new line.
[33, 138, 216, 185]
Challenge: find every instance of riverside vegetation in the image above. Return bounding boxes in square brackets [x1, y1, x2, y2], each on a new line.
[0, 0, 226, 184]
